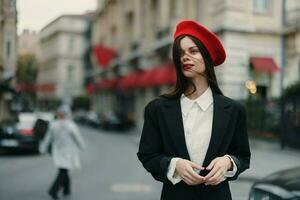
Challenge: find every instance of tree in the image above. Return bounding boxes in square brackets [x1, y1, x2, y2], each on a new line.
[284, 81, 300, 97]
[72, 95, 91, 111]
[16, 54, 38, 84]
[16, 54, 39, 111]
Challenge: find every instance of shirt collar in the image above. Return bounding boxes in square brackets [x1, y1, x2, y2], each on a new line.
[181, 87, 213, 115]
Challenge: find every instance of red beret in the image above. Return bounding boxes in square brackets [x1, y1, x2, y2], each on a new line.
[173, 20, 226, 66]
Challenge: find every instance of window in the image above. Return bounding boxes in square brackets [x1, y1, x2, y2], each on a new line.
[151, 0, 159, 30]
[10, 0, 15, 8]
[6, 41, 11, 58]
[170, 0, 176, 19]
[256, 85, 267, 100]
[253, 0, 271, 14]
[111, 26, 116, 40]
[69, 37, 74, 52]
[126, 12, 133, 27]
[68, 65, 74, 82]
[125, 11, 133, 43]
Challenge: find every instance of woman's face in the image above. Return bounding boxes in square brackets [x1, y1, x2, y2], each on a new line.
[179, 36, 205, 78]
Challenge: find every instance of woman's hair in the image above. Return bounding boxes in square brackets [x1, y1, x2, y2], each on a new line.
[161, 35, 223, 99]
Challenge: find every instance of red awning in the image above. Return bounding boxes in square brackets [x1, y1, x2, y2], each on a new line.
[93, 45, 116, 68]
[95, 78, 118, 90]
[16, 84, 35, 92]
[152, 63, 176, 86]
[16, 83, 55, 93]
[36, 84, 55, 92]
[85, 78, 118, 94]
[250, 57, 280, 74]
[119, 63, 177, 90]
[119, 77, 127, 91]
[85, 83, 95, 94]
[139, 63, 176, 87]
[138, 68, 157, 88]
[119, 72, 141, 91]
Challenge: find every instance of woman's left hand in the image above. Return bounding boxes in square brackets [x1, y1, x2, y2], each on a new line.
[203, 156, 232, 186]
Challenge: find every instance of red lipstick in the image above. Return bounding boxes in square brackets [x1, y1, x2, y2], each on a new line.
[182, 64, 194, 70]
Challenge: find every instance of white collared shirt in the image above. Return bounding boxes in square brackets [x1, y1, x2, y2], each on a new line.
[167, 87, 237, 184]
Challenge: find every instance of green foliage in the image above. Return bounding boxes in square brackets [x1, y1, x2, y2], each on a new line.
[72, 95, 91, 111]
[284, 81, 300, 97]
[0, 116, 18, 125]
[16, 54, 38, 84]
[242, 99, 281, 136]
[36, 98, 61, 111]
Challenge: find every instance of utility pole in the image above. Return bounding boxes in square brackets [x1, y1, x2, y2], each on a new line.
[280, 0, 287, 148]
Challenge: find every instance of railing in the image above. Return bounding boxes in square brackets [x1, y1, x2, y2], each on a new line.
[243, 93, 300, 149]
[281, 94, 300, 149]
[243, 99, 281, 138]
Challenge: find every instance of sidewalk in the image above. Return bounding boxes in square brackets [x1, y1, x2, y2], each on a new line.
[129, 128, 300, 182]
[240, 137, 300, 181]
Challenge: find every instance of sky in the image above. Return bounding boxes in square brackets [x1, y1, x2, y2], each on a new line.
[17, 0, 97, 34]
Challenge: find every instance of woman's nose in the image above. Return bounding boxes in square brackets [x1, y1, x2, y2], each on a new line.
[182, 53, 190, 61]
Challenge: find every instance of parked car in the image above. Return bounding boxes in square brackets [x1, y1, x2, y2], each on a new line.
[73, 110, 103, 128]
[85, 111, 102, 128]
[249, 166, 300, 200]
[73, 110, 88, 124]
[0, 112, 54, 152]
[102, 113, 134, 131]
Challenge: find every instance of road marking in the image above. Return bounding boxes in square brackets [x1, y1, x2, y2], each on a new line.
[110, 183, 152, 193]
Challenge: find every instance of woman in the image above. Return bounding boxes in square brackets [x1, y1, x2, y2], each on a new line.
[137, 20, 251, 200]
[39, 105, 85, 200]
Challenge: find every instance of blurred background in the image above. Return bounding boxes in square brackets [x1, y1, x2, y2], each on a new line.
[0, 0, 300, 200]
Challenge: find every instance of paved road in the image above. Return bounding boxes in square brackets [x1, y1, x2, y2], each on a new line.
[0, 126, 161, 200]
[1, 126, 299, 200]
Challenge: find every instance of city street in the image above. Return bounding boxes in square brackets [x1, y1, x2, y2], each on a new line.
[1, 125, 300, 200]
[1, 1, 300, 200]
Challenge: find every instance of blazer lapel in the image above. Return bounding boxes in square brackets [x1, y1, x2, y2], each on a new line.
[162, 98, 190, 160]
[202, 94, 232, 167]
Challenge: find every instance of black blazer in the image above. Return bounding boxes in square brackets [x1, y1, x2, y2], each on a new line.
[137, 93, 251, 200]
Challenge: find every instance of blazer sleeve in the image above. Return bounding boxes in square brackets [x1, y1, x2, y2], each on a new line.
[137, 101, 172, 185]
[226, 104, 251, 181]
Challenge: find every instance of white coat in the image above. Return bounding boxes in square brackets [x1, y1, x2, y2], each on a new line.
[39, 119, 85, 170]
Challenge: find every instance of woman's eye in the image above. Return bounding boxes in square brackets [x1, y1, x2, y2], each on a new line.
[190, 49, 199, 54]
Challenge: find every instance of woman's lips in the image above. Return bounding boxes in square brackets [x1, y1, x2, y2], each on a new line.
[182, 64, 194, 70]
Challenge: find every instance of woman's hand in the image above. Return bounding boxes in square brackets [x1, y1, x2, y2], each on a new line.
[204, 156, 233, 186]
[175, 158, 205, 185]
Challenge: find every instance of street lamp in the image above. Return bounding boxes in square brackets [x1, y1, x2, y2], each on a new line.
[246, 80, 257, 95]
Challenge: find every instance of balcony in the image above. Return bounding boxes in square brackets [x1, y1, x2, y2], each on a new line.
[152, 27, 172, 52]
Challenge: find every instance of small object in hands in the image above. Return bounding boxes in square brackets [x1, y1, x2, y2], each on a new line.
[200, 168, 211, 176]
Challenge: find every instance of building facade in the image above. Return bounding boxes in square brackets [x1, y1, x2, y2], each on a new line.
[0, 0, 17, 119]
[18, 29, 41, 58]
[38, 15, 92, 105]
[89, 0, 300, 130]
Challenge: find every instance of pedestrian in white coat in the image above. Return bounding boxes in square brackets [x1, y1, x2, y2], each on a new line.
[39, 105, 85, 200]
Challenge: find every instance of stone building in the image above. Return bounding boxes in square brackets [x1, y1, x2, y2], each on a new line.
[89, 0, 300, 130]
[0, 0, 17, 119]
[38, 14, 94, 105]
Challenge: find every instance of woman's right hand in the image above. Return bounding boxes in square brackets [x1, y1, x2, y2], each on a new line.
[175, 158, 205, 185]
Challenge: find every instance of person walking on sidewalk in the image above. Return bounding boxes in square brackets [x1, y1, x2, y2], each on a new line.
[137, 20, 251, 200]
[39, 105, 85, 200]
